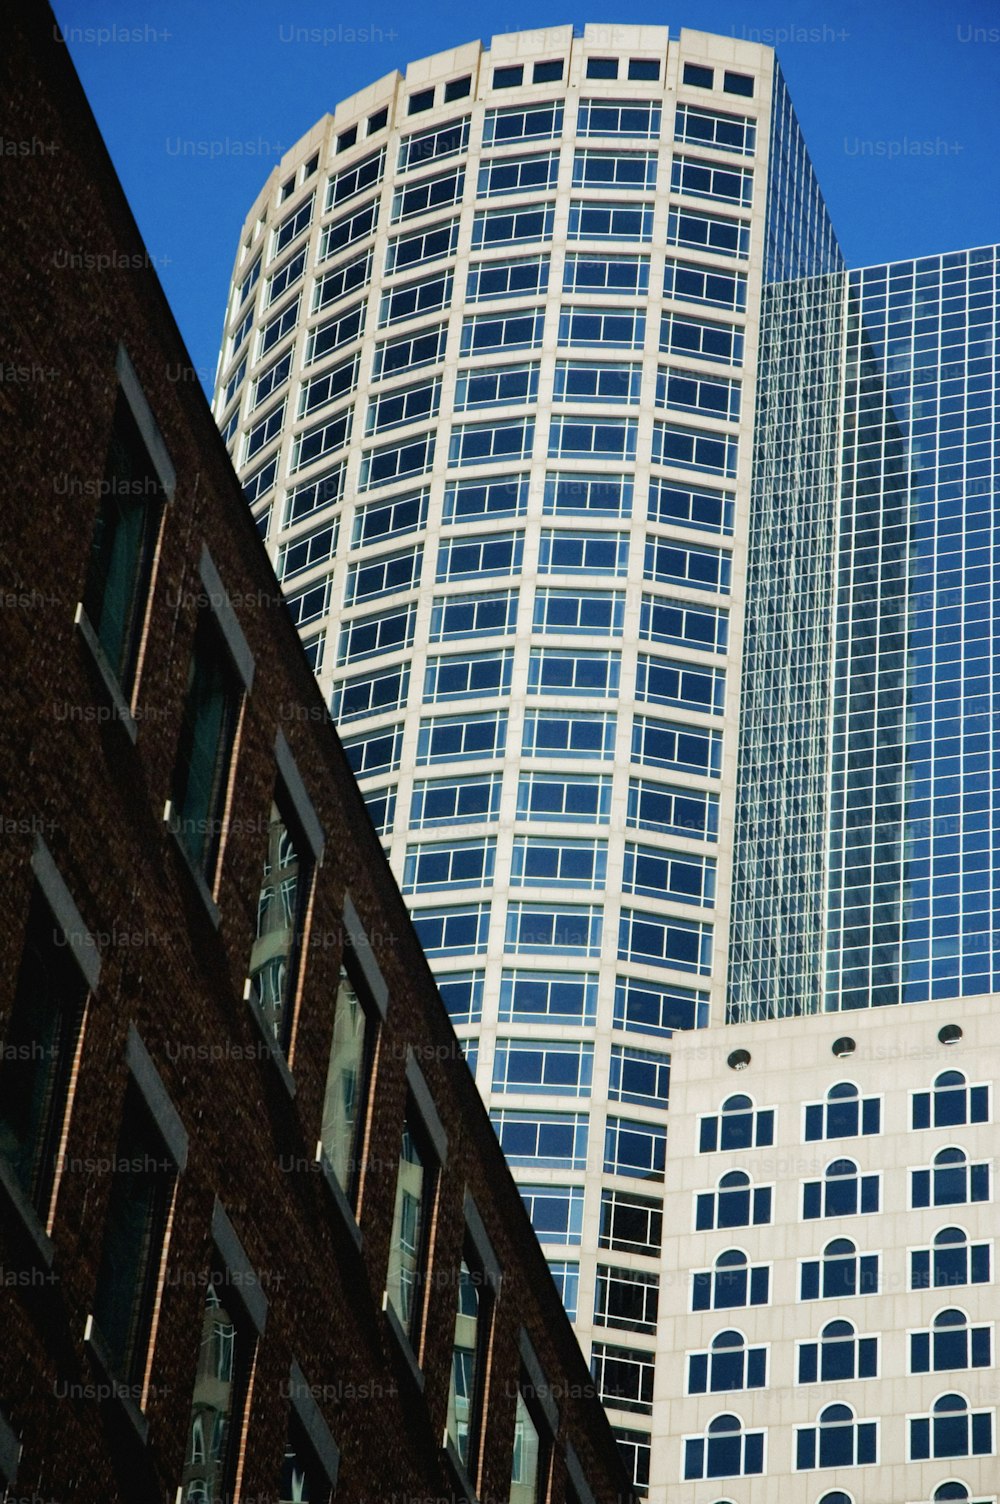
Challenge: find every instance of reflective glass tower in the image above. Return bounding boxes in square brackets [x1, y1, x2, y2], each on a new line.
[211, 23, 845, 1490]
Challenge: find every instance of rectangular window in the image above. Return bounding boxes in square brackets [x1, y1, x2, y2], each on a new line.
[403, 838, 496, 893]
[682, 62, 713, 89]
[268, 246, 308, 307]
[364, 786, 395, 835]
[493, 64, 523, 89]
[618, 908, 713, 975]
[493, 1040, 594, 1096]
[333, 663, 410, 724]
[412, 903, 491, 956]
[539, 529, 629, 576]
[599, 1189, 663, 1255]
[326, 149, 384, 210]
[641, 593, 728, 653]
[438, 971, 485, 1025]
[516, 772, 613, 823]
[657, 366, 740, 421]
[558, 305, 645, 349]
[549, 417, 638, 462]
[672, 154, 753, 207]
[603, 1116, 667, 1180]
[319, 199, 378, 262]
[320, 962, 379, 1205]
[649, 476, 734, 535]
[252, 351, 291, 411]
[409, 773, 503, 827]
[437, 532, 524, 580]
[522, 708, 616, 759]
[304, 300, 362, 364]
[467, 255, 549, 302]
[283, 464, 344, 528]
[245, 400, 286, 462]
[386, 1107, 440, 1343]
[443, 475, 530, 523]
[471, 204, 555, 251]
[90, 1084, 177, 1386]
[614, 1427, 652, 1497]
[454, 363, 539, 411]
[343, 724, 403, 778]
[544, 471, 632, 517]
[614, 976, 709, 1034]
[290, 408, 351, 473]
[337, 603, 415, 665]
[0, 876, 93, 1227]
[667, 206, 750, 259]
[384, 218, 459, 275]
[430, 590, 518, 641]
[577, 98, 660, 138]
[490, 1110, 588, 1169]
[505, 902, 602, 958]
[378, 270, 454, 327]
[373, 323, 448, 379]
[391, 166, 465, 224]
[170, 603, 246, 882]
[449, 418, 534, 468]
[483, 101, 564, 147]
[572, 150, 657, 190]
[498, 971, 598, 1025]
[417, 710, 507, 764]
[352, 488, 427, 546]
[82, 383, 168, 695]
[398, 116, 470, 172]
[460, 309, 545, 356]
[247, 777, 319, 1053]
[312, 251, 371, 314]
[553, 360, 642, 405]
[287, 575, 333, 630]
[511, 836, 608, 890]
[627, 779, 718, 839]
[242, 456, 279, 508]
[595, 1265, 660, 1334]
[592, 1341, 655, 1414]
[478, 152, 559, 198]
[527, 647, 620, 699]
[423, 650, 514, 703]
[567, 201, 654, 242]
[533, 58, 564, 83]
[273, 192, 314, 255]
[623, 843, 715, 906]
[446, 1236, 498, 1478]
[724, 70, 754, 96]
[358, 432, 435, 491]
[660, 312, 743, 366]
[366, 378, 441, 436]
[521, 1185, 584, 1245]
[675, 104, 756, 155]
[533, 588, 626, 636]
[631, 716, 722, 776]
[636, 654, 725, 713]
[645, 537, 732, 592]
[664, 259, 747, 312]
[563, 252, 649, 296]
[609, 1045, 671, 1110]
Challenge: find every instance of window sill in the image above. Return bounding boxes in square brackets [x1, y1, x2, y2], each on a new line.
[82, 1314, 150, 1446]
[382, 1294, 425, 1391]
[73, 604, 139, 744]
[0, 1155, 55, 1268]
[315, 1143, 363, 1251]
[163, 804, 222, 929]
[244, 985, 297, 1099]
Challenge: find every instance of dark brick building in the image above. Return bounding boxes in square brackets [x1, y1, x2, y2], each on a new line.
[0, 9, 633, 1504]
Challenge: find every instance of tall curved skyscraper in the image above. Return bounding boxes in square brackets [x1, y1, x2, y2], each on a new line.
[212, 24, 840, 1490]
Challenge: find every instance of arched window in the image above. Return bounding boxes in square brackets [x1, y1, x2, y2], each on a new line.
[687, 1329, 767, 1394]
[692, 1249, 770, 1312]
[696, 1170, 771, 1231]
[801, 1238, 879, 1301]
[817, 1493, 855, 1504]
[683, 1413, 765, 1480]
[910, 1393, 993, 1460]
[798, 1319, 878, 1383]
[912, 1148, 990, 1209]
[911, 1226, 992, 1290]
[910, 1308, 992, 1374]
[803, 1158, 880, 1219]
[795, 1403, 877, 1470]
[804, 1082, 880, 1142]
[913, 1071, 989, 1130]
[932, 1483, 981, 1501]
[698, 1093, 775, 1152]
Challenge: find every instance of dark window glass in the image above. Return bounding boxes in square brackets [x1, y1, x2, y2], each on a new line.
[180, 1274, 255, 1503]
[682, 62, 713, 88]
[445, 76, 472, 102]
[446, 1251, 493, 1472]
[320, 966, 376, 1207]
[91, 1090, 175, 1383]
[628, 58, 660, 80]
[724, 70, 754, 96]
[533, 60, 564, 83]
[386, 1113, 435, 1342]
[248, 795, 312, 1053]
[83, 394, 165, 691]
[0, 886, 89, 1213]
[368, 107, 389, 133]
[171, 614, 242, 879]
[281, 1412, 332, 1504]
[494, 65, 524, 89]
[586, 57, 618, 79]
[408, 87, 435, 114]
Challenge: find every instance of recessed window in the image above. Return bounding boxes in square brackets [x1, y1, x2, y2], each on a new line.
[532, 59, 564, 83]
[628, 58, 660, 80]
[683, 62, 714, 89]
[386, 1089, 443, 1349]
[82, 377, 169, 699]
[939, 1023, 963, 1045]
[367, 106, 389, 134]
[493, 65, 524, 89]
[509, 1378, 546, 1502]
[320, 964, 378, 1209]
[445, 75, 472, 102]
[336, 125, 358, 153]
[282, 1409, 336, 1504]
[727, 1048, 750, 1071]
[586, 57, 618, 79]
[832, 1035, 856, 1058]
[408, 87, 435, 114]
[180, 1264, 257, 1500]
[446, 1233, 498, 1479]
[247, 773, 319, 1055]
[724, 69, 754, 96]
[280, 175, 295, 201]
[170, 611, 244, 883]
[303, 153, 319, 178]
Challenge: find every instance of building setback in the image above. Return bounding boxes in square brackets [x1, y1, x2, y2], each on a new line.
[0, 9, 633, 1504]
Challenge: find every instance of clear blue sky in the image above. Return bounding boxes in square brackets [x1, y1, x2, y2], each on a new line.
[51, 0, 999, 392]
